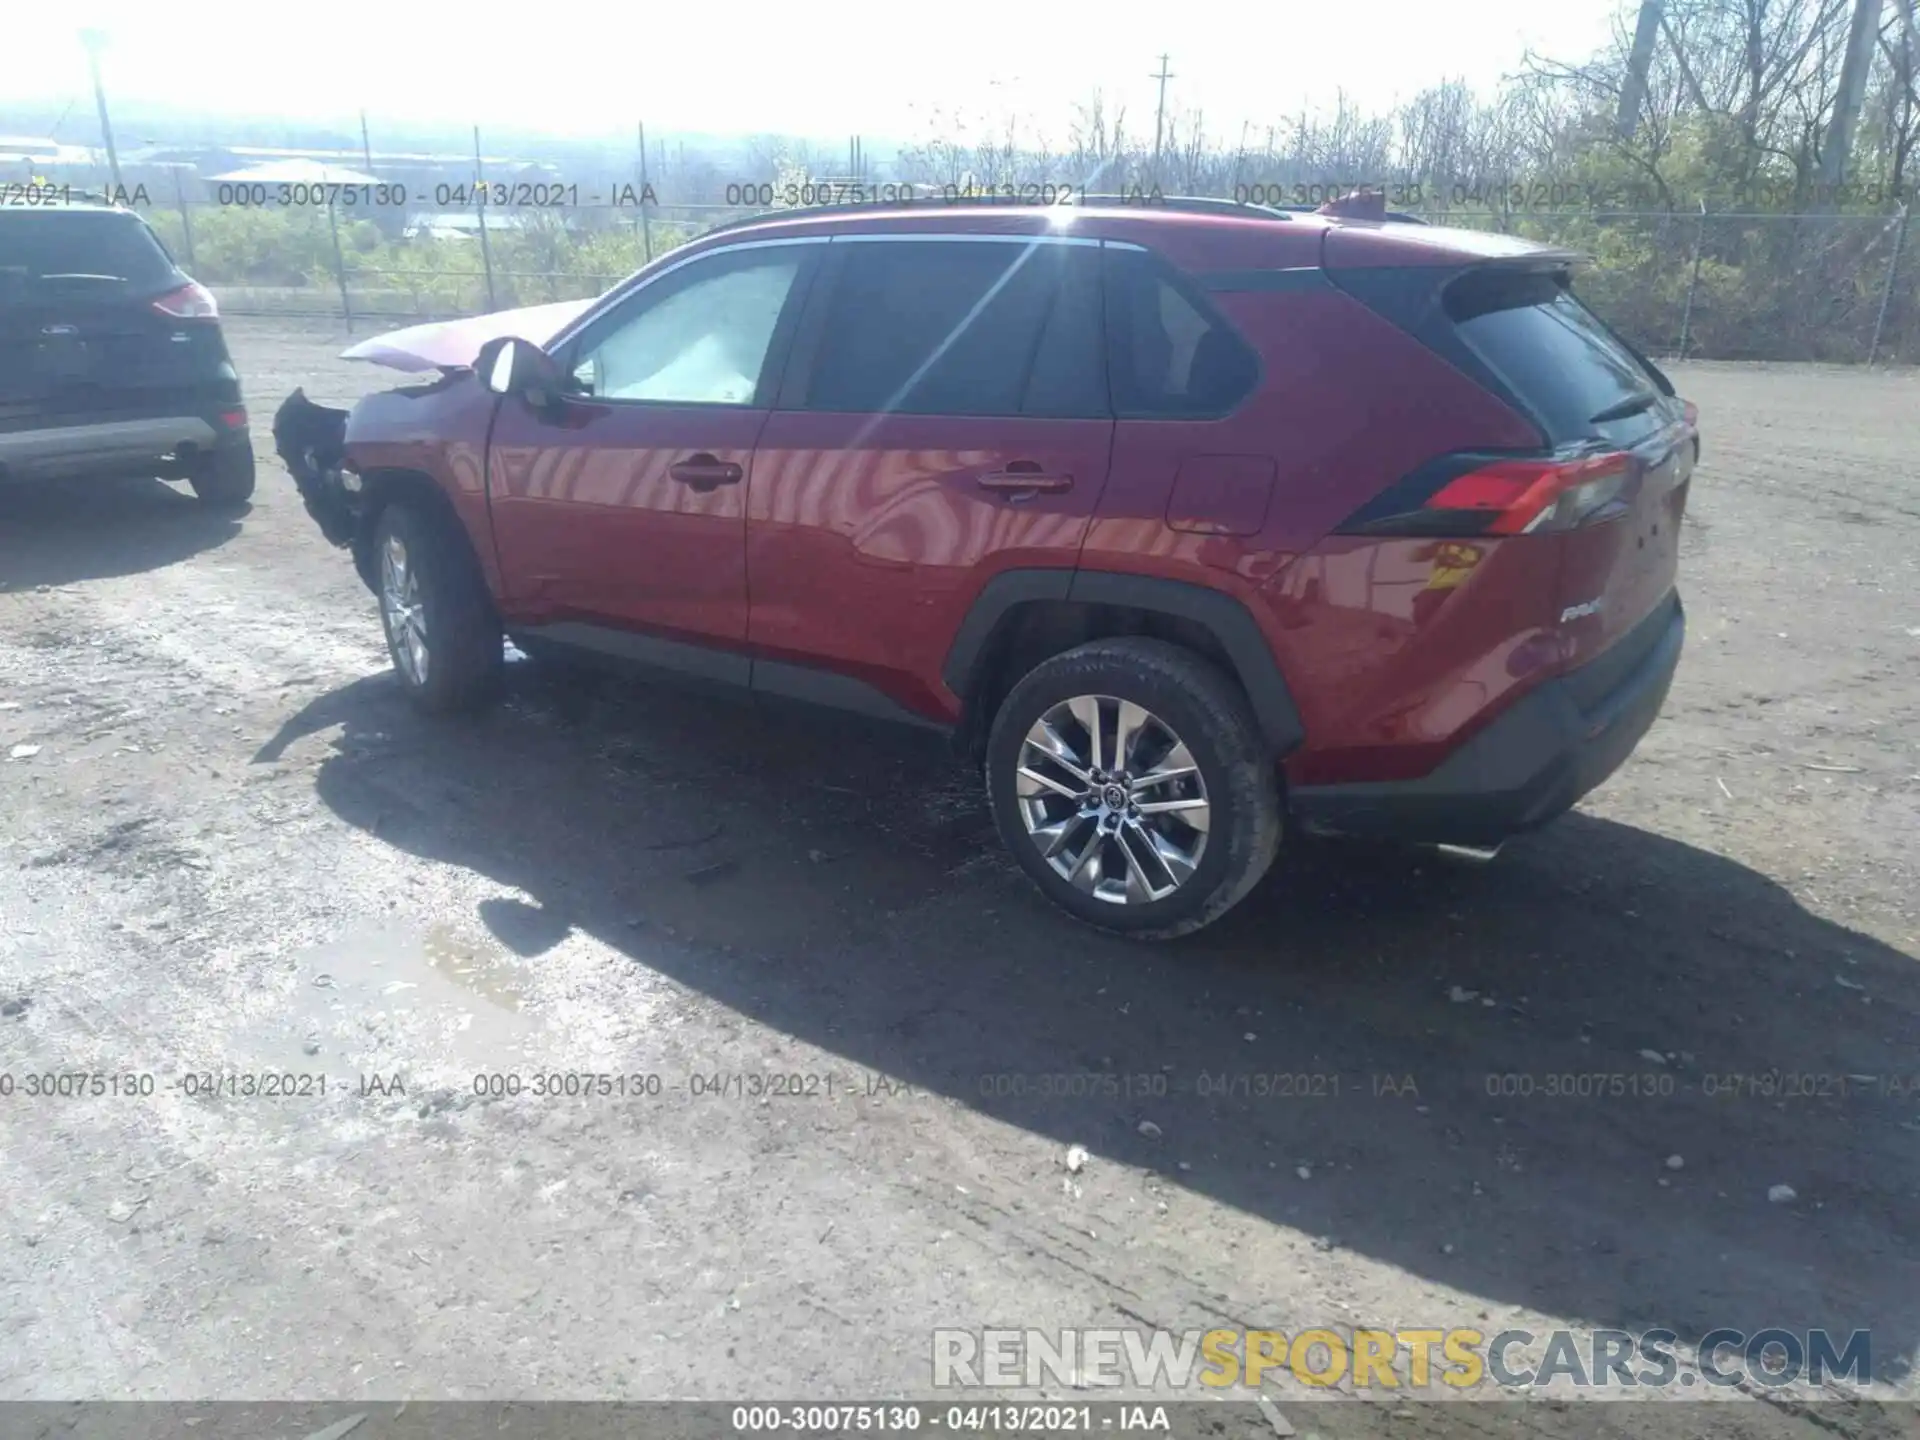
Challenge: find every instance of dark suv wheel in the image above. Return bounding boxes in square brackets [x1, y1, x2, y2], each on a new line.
[187, 446, 256, 508]
[985, 638, 1282, 938]
[373, 499, 503, 714]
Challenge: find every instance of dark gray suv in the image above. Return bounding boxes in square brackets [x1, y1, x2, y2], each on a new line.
[0, 199, 253, 506]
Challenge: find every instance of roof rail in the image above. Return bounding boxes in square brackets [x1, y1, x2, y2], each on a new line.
[1078, 193, 1297, 220]
[1268, 203, 1430, 225]
[696, 191, 1301, 238]
[694, 190, 1428, 238]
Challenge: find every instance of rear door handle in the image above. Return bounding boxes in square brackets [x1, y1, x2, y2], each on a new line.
[669, 454, 744, 491]
[977, 463, 1072, 497]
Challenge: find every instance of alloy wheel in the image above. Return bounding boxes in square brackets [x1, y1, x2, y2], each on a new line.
[1013, 694, 1211, 905]
[380, 533, 429, 686]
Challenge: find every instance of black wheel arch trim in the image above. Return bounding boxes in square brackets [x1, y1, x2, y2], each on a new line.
[351, 467, 487, 601]
[942, 568, 1305, 756]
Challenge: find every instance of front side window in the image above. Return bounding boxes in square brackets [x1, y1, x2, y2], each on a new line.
[570, 252, 802, 405]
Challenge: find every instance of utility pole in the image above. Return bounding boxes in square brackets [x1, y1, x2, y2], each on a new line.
[637, 121, 654, 263]
[473, 125, 497, 311]
[1818, 0, 1885, 191]
[360, 110, 375, 175]
[1614, 0, 1666, 139]
[79, 29, 123, 195]
[1150, 53, 1175, 189]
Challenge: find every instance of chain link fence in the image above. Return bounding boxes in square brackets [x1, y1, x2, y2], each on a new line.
[1454, 204, 1917, 364]
[141, 193, 1918, 365]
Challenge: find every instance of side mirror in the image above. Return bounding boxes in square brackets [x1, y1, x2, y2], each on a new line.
[476, 336, 564, 405]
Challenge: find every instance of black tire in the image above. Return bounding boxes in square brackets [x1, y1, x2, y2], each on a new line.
[985, 637, 1282, 939]
[371, 499, 502, 715]
[188, 446, 255, 508]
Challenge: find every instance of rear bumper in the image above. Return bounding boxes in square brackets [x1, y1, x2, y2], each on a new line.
[1290, 595, 1684, 846]
[0, 414, 247, 482]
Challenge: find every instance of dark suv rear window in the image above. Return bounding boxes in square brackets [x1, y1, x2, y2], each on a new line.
[1445, 270, 1662, 444]
[0, 210, 177, 299]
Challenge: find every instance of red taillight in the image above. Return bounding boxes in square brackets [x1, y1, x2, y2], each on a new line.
[1338, 450, 1634, 537]
[219, 408, 248, 429]
[1682, 399, 1699, 427]
[1425, 452, 1632, 535]
[152, 280, 218, 319]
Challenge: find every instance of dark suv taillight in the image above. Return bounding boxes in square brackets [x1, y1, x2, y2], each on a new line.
[1336, 450, 1633, 537]
[152, 280, 219, 319]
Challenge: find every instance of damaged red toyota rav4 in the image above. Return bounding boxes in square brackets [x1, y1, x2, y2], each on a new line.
[276, 195, 1697, 939]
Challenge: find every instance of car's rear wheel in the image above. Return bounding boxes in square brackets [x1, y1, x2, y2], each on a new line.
[187, 446, 255, 508]
[985, 638, 1282, 939]
[373, 500, 502, 714]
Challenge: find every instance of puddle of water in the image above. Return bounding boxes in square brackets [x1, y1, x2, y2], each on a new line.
[261, 917, 536, 1073]
[421, 922, 527, 1011]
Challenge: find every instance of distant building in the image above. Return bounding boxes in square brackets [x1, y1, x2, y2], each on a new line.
[207, 159, 383, 187]
[124, 143, 560, 179]
[404, 211, 535, 239]
[0, 136, 100, 180]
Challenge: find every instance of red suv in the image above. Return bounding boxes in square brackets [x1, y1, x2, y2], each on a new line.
[277, 198, 1695, 939]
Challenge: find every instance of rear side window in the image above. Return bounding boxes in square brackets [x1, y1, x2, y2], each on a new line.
[1446, 271, 1662, 444]
[1103, 248, 1258, 418]
[1018, 250, 1107, 418]
[0, 212, 176, 299]
[798, 240, 1105, 418]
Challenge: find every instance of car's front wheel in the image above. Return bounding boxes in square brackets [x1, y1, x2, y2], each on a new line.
[985, 638, 1282, 939]
[373, 500, 502, 714]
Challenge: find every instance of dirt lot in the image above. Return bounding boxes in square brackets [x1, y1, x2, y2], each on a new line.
[2, 319, 1917, 1434]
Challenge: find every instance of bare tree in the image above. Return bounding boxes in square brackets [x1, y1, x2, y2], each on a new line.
[1067, 90, 1131, 190]
[1398, 79, 1525, 190]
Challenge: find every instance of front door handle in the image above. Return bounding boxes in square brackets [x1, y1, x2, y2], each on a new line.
[977, 462, 1072, 497]
[669, 454, 744, 491]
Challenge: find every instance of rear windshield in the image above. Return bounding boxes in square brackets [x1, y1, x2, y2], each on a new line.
[1446, 270, 1662, 444]
[0, 210, 177, 298]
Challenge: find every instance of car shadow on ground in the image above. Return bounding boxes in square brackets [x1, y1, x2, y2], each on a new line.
[264, 659, 1920, 1383]
[0, 476, 244, 591]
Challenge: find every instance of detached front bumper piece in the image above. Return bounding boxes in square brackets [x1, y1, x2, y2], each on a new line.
[1290, 594, 1684, 846]
[271, 389, 356, 547]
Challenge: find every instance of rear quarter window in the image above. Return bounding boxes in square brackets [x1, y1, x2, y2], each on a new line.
[1102, 248, 1259, 418]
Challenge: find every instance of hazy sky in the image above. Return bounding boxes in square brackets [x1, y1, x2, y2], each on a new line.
[10, 0, 1623, 149]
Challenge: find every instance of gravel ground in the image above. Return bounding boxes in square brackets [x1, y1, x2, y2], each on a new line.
[1, 318, 1917, 1436]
